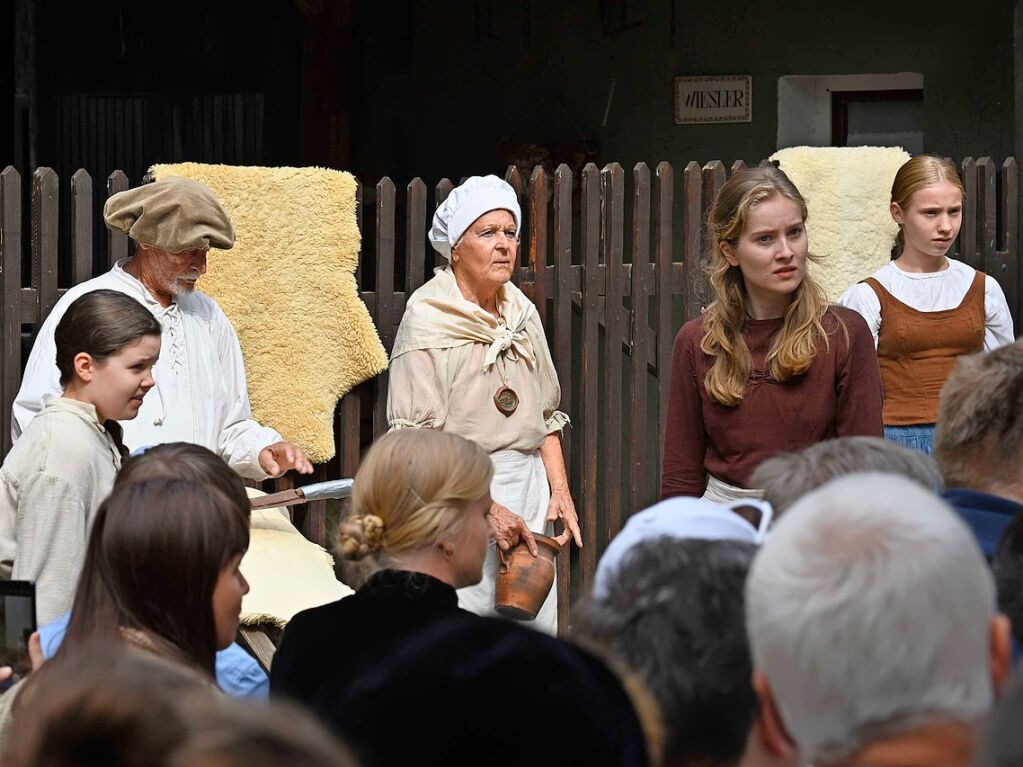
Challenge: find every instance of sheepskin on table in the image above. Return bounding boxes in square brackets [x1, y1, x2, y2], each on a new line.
[769, 146, 911, 301]
[241, 488, 353, 629]
[150, 162, 388, 463]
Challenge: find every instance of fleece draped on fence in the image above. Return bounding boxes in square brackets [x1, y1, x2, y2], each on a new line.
[150, 162, 388, 462]
[769, 146, 911, 301]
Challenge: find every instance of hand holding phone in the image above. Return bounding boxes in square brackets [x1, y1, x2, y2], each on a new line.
[0, 581, 37, 690]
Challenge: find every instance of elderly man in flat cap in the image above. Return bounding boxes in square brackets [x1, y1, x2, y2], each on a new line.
[13, 176, 312, 479]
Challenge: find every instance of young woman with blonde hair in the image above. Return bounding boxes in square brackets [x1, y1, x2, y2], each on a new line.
[840, 155, 1013, 455]
[662, 165, 883, 501]
[270, 428, 494, 714]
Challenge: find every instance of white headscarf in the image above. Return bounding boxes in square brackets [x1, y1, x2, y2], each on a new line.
[428, 175, 521, 260]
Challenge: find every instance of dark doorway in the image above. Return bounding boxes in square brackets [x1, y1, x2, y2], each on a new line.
[831, 89, 924, 153]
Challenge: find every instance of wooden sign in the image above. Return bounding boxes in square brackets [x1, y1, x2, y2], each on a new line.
[675, 76, 753, 124]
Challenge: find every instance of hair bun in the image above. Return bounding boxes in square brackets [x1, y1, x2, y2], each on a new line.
[337, 514, 386, 561]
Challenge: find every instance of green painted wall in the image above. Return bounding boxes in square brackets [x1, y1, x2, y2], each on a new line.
[352, 0, 1015, 183]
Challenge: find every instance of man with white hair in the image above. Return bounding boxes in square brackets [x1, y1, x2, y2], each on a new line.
[746, 473, 1012, 767]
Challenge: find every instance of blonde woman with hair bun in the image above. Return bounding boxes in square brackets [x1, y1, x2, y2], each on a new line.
[662, 165, 883, 502]
[270, 429, 496, 709]
[840, 155, 1014, 455]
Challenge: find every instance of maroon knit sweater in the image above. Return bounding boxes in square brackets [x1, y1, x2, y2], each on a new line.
[661, 306, 883, 498]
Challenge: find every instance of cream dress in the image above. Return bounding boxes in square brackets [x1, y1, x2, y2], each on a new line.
[387, 267, 568, 633]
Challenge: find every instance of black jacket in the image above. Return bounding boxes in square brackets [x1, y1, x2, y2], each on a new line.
[270, 568, 471, 712]
[271, 569, 650, 767]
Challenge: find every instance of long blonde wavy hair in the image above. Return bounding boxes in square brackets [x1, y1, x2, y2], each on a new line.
[337, 429, 494, 565]
[701, 165, 830, 406]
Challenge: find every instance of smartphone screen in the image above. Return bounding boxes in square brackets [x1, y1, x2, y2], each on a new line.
[0, 581, 36, 679]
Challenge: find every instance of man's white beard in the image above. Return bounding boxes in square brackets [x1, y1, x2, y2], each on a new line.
[170, 276, 200, 296]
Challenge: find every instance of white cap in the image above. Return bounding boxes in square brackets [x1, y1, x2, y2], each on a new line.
[428, 175, 521, 260]
[593, 496, 772, 599]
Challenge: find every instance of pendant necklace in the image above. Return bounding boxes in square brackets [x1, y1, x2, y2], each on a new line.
[492, 317, 519, 416]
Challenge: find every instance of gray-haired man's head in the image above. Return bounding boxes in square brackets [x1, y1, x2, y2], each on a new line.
[746, 473, 1010, 764]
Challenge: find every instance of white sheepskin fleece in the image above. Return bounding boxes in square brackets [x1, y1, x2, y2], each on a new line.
[240, 488, 353, 627]
[769, 146, 910, 300]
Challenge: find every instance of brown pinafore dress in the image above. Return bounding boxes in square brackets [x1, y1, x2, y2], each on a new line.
[863, 271, 985, 426]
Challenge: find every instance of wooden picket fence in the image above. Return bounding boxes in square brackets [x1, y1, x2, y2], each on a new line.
[0, 156, 1019, 624]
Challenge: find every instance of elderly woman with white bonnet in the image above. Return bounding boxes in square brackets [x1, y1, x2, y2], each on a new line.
[387, 175, 582, 633]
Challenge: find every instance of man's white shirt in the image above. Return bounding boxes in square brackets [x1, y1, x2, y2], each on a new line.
[12, 259, 281, 479]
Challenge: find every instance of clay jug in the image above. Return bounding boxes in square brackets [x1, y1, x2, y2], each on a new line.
[495, 533, 561, 620]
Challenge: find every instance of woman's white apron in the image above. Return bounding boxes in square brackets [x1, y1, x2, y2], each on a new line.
[457, 448, 557, 634]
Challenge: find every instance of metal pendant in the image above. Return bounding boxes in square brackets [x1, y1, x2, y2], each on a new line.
[494, 386, 519, 417]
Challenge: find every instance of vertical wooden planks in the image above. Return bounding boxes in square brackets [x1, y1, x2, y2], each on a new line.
[300, 471, 329, 546]
[338, 178, 366, 517]
[977, 159, 1002, 305]
[2, 153, 1021, 596]
[579, 164, 600, 591]
[372, 178, 396, 439]
[628, 163, 651, 516]
[551, 164, 573, 627]
[32, 168, 59, 324]
[978, 157, 997, 258]
[528, 167, 548, 326]
[505, 166, 525, 269]
[1, 168, 22, 456]
[699, 160, 726, 314]
[406, 178, 427, 294]
[1003, 158, 1020, 325]
[702, 161, 726, 222]
[70, 169, 93, 285]
[106, 171, 129, 268]
[551, 165, 574, 459]
[682, 162, 703, 320]
[601, 163, 625, 546]
[434, 179, 453, 268]
[654, 161, 674, 495]
[960, 158, 978, 268]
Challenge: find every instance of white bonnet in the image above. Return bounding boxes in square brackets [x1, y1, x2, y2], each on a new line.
[428, 175, 521, 260]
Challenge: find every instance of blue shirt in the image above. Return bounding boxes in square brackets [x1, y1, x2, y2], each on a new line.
[943, 488, 1023, 561]
[38, 611, 269, 699]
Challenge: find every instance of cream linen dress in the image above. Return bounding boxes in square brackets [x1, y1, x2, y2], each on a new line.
[387, 267, 568, 633]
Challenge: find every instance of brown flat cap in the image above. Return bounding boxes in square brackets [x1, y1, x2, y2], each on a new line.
[103, 176, 235, 252]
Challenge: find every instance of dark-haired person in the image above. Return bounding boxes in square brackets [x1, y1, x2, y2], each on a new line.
[35, 443, 270, 698]
[12, 176, 312, 479]
[575, 538, 766, 767]
[0, 290, 160, 623]
[62, 477, 249, 676]
[0, 476, 251, 735]
[320, 613, 653, 767]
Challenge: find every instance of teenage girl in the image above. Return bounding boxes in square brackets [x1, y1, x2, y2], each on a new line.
[0, 289, 161, 623]
[840, 156, 1014, 455]
[662, 165, 883, 501]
